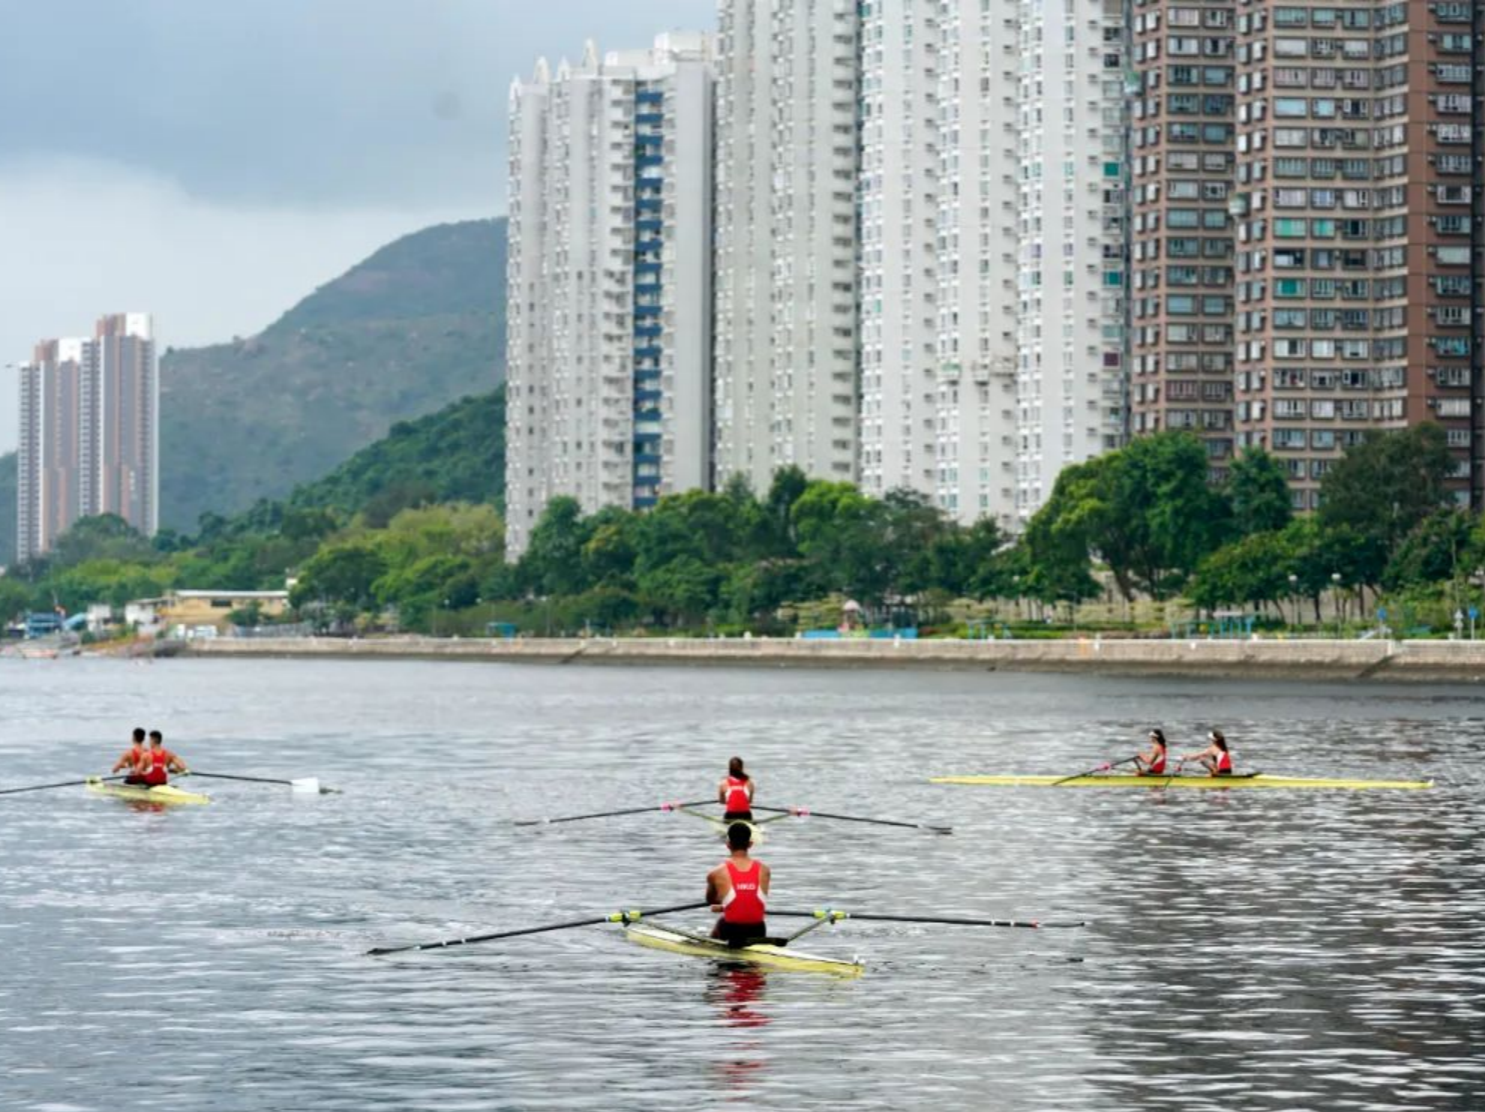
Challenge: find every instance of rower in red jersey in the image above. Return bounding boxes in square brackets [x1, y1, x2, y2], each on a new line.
[111, 727, 150, 785]
[1183, 729, 1234, 777]
[138, 729, 189, 787]
[718, 756, 756, 822]
[707, 822, 771, 945]
[1132, 729, 1169, 776]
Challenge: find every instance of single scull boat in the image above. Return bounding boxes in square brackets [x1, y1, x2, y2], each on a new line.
[623, 921, 863, 976]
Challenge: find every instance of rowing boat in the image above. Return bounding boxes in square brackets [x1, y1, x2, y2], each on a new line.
[85, 777, 212, 805]
[930, 772, 1433, 790]
[679, 808, 783, 844]
[623, 922, 863, 976]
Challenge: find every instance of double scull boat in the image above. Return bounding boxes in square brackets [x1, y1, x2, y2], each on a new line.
[85, 777, 212, 805]
[931, 772, 1432, 790]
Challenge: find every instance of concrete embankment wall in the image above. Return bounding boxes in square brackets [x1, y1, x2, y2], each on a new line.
[183, 635, 1485, 683]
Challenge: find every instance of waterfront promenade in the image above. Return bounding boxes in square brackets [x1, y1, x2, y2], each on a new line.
[183, 634, 1485, 683]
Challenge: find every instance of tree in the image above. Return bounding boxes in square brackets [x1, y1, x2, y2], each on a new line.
[1382, 509, 1474, 591]
[43, 515, 157, 571]
[1189, 530, 1292, 613]
[1226, 448, 1291, 537]
[1023, 434, 1228, 601]
[517, 497, 590, 597]
[290, 543, 388, 609]
[1320, 423, 1457, 556]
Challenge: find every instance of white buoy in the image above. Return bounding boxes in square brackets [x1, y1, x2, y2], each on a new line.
[290, 777, 321, 794]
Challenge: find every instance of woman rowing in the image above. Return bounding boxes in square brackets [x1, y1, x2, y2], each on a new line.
[718, 757, 755, 822]
[1132, 729, 1169, 776]
[1182, 729, 1234, 777]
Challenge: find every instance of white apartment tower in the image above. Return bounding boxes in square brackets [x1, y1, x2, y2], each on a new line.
[1012, 0, 1129, 522]
[504, 34, 715, 558]
[858, 0, 940, 499]
[934, 0, 1022, 528]
[16, 313, 158, 563]
[713, 0, 860, 494]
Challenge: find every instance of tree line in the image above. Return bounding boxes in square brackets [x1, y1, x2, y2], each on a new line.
[2, 424, 1479, 637]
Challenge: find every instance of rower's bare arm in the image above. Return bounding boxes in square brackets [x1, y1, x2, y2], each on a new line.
[704, 868, 721, 908]
[717, 780, 727, 805]
[759, 862, 771, 896]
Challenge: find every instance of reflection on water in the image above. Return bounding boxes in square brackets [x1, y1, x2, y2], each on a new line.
[0, 658, 1480, 1110]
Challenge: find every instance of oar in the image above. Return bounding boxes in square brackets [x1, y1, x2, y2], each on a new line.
[750, 804, 952, 835]
[1051, 755, 1138, 787]
[0, 774, 126, 797]
[367, 900, 710, 956]
[180, 771, 338, 795]
[769, 909, 1086, 930]
[513, 799, 715, 827]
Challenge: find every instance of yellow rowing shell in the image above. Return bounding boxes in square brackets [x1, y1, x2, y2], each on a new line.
[930, 773, 1432, 791]
[85, 777, 212, 805]
[624, 922, 863, 976]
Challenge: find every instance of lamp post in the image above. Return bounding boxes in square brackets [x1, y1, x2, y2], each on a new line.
[1331, 572, 1342, 638]
[1287, 573, 1298, 629]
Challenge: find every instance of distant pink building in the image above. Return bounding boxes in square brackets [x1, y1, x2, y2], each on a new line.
[16, 313, 158, 561]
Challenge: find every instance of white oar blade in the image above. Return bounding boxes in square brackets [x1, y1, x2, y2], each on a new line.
[291, 777, 321, 795]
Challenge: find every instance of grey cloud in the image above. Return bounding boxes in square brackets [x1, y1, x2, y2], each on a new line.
[0, 0, 715, 209]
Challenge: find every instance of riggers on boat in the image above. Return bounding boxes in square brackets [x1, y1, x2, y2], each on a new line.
[930, 772, 1433, 790]
[85, 776, 212, 806]
[623, 921, 863, 976]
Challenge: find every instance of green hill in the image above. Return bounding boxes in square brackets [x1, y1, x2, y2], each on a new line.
[160, 218, 506, 531]
[287, 388, 505, 522]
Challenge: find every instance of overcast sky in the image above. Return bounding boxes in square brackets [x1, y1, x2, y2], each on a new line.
[0, 0, 714, 451]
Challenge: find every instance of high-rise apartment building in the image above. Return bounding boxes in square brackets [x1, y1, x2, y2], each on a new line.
[16, 313, 158, 563]
[934, 0, 1022, 528]
[1012, 0, 1131, 522]
[713, 0, 860, 494]
[1131, 1, 1484, 507]
[858, 0, 940, 500]
[504, 34, 715, 557]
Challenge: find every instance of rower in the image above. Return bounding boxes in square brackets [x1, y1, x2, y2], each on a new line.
[707, 822, 770, 946]
[138, 729, 189, 787]
[718, 756, 755, 822]
[1183, 729, 1234, 777]
[111, 727, 149, 785]
[1132, 729, 1169, 776]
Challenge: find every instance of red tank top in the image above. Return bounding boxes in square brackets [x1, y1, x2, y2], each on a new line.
[722, 860, 766, 924]
[1148, 751, 1167, 775]
[142, 748, 172, 786]
[1215, 749, 1232, 773]
[724, 775, 751, 812]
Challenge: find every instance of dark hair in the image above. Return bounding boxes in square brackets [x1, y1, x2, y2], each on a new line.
[1148, 729, 1167, 748]
[1209, 729, 1228, 752]
[728, 756, 747, 780]
[726, 822, 752, 851]
[148, 730, 163, 743]
[133, 727, 146, 742]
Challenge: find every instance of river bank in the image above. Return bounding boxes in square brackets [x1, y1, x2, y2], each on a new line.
[177, 634, 1485, 682]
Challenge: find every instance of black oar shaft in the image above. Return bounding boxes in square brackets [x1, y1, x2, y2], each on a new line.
[1052, 754, 1138, 787]
[769, 910, 1085, 930]
[514, 799, 714, 827]
[749, 805, 951, 834]
[0, 775, 126, 797]
[185, 771, 291, 786]
[367, 900, 709, 956]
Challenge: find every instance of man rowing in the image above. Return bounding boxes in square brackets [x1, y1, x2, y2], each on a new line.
[137, 729, 189, 787]
[1132, 729, 1169, 776]
[1182, 729, 1234, 776]
[707, 822, 770, 945]
[111, 727, 149, 785]
[718, 756, 755, 822]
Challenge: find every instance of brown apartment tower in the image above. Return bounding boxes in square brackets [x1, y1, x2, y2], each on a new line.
[15, 313, 158, 563]
[1130, 1, 1484, 508]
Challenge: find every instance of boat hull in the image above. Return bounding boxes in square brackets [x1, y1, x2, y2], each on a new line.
[930, 773, 1432, 790]
[624, 923, 862, 976]
[85, 777, 212, 805]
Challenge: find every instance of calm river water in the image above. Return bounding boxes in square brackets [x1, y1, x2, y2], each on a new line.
[0, 658, 1480, 1111]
